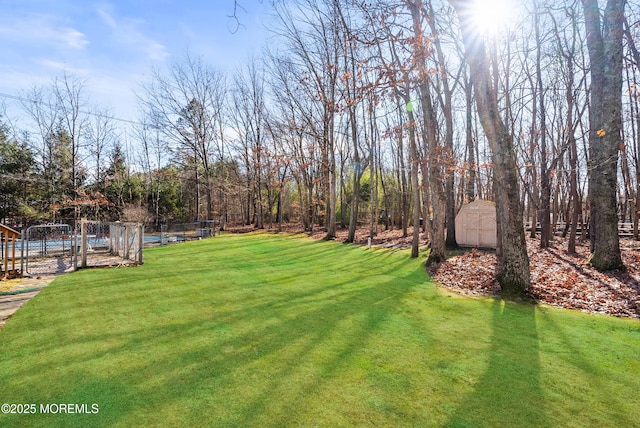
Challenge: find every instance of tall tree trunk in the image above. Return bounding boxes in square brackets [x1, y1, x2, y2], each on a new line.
[555, 5, 581, 254]
[397, 105, 410, 237]
[528, 74, 540, 240]
[195, 163, 201, 221]
[426, 0, 458, 249]
[345, 30, 362, 244]
[408, 109, 421, 258]
[567, 90, 580, 253]
[347, 167, 361, 243]
[633, 70, 640, 239]
[583, 0, 625, 270]
[624, 19, 640, 239]
[369, 112, 379, 239]
[327, 153, 337, 238]
[347, 113, 362, 244]
[535, 2, 551, 248]
[325, 115, 337, 239]
[407, 0, 446, 264]
[450, 0, 531, 294]
[340, 163, 347, 228]
[464, 75, 476, 203]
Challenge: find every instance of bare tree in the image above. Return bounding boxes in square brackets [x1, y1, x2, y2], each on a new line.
[53, 72, 88, 210]
[548, 2, 586, 253]
[140, 54, 226, 221]
[271, 0, 341, 238]
[231, 57, 269, 228]
[267, 51, 319, 230]
[426, 0, 461, 250]
[582, 0, 625, 270]
[21, 74, 89, 221]
[133, 115, 168, 228]
[405, 0, 447, 263]
[85, 107, 118, 187]
[449, 0, 531, 294]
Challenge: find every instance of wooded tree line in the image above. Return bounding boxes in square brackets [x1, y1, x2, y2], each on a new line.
[1, 0, 639, 293]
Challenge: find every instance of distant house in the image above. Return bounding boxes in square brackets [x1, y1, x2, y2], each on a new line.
[455, 200, 497, 249]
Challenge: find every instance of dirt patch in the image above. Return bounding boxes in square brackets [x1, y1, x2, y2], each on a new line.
[0, 275, 58, 329]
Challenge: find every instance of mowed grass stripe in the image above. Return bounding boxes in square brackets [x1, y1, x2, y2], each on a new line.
[0, 233, 638, 427]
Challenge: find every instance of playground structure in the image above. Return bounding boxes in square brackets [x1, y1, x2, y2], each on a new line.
[0, 220, 144, 279]
[0, 224, 21, 279]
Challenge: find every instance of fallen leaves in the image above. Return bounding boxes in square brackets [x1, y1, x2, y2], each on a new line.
[427, 251, 500, 296]
[429, 237, 640, 319]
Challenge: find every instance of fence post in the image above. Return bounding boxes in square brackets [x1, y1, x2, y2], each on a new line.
[138, 224, 144, 264]
[3, 230, 8, 278]
[109, 223, 117, 256]
[115, 222, 122, 256]
[11, 232, 16, 276]
[73, 229, 78, 270]
[124, 225, 130, 260]
[109, 224, 113, 255]
[81, 218, 88, 268]
[2, 229, 5, 279]
[20, 230, 25, 276]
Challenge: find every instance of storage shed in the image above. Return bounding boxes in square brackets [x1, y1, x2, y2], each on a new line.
[455, 200, 497, 249]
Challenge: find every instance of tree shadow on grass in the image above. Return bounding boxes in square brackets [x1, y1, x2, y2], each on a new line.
[535, 314, 637, 424]
[446, 298, 548, 428]
[0, 255, 431, 426]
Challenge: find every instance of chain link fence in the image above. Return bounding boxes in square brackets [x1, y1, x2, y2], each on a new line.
[106, 222, 144, 266]
[6, 221, 145, 277]
[24, 224, 74, 276]
[2, 218, 221, 279]
[145, 220, 218, 246]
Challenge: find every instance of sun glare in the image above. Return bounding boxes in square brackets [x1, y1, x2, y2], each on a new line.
[470, 0, 516, 37]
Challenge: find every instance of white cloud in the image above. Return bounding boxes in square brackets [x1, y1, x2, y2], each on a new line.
[0, 14, 89, 50]
[58, 27, 90, 49]
[36, 59, 88, 76]
[97, 8, 117, 29]
[95, 6, 170, 63]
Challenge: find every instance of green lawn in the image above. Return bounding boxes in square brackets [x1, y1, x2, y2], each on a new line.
[0, 233, 638, 427]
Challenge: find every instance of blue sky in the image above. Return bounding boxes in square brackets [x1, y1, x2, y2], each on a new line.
[0, 0, 271, 121]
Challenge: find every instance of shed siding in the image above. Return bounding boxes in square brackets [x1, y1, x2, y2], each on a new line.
[455, 200, 497, 249]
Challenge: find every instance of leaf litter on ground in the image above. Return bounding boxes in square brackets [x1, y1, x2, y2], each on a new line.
[428, 237, 640, 319]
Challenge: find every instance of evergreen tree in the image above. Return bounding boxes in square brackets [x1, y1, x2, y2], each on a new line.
[0, 125, 35, 223]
